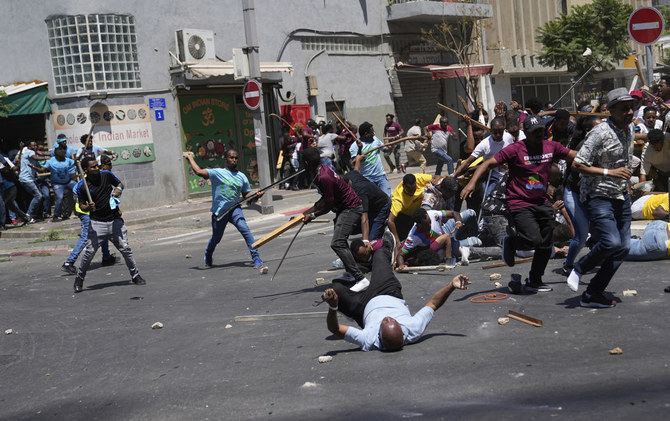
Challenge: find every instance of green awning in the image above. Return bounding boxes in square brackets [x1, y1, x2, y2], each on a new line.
[2, 85, 52, 116]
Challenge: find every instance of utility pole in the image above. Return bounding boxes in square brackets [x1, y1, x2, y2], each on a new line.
[242, 0, 273, 214]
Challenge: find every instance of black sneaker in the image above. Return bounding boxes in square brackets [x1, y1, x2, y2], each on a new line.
[580, 291, 615, 308]
[560, 263, 573, 277]
[73, 276, 84, 293]
[665, 285, 670, 293]
[508, 273, 522, 294]
[61, 262, 76, 275]
[101, 255, 119, 266]
[382, 229, 397, 265]
[502, 235, 515, 267]
[524, 279, 553, 292]
[132, 275, 146, 285]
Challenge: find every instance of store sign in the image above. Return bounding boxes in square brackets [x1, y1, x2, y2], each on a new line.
[53, 103, 155, 164]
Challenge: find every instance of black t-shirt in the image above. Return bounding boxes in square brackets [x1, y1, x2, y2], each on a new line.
[345, 170, 390, 216]
[78, 170, 121, 222]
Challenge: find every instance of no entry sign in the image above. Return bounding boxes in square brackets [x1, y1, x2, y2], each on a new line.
[242, 79, 262, 110]
[628, 7, 664, 46]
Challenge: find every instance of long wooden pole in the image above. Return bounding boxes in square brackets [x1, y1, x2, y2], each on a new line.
[437, 103, 489, 131]
[251, 206, 315, 249]
[634, 56, 647, 88]
[362, 136, 423, 156]
[482, 257, 533, 269]
[269, 113, 292, 127]
[74, 160, 93, 204]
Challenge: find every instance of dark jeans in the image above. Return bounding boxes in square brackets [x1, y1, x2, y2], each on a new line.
[508, 202, 555, 283]
[331, 239, 403, 327]
[206, 207, 259, 262]
[383, 145, 400, 171]
[332, 206, 364, 281]
[369, 200, 391, 240]
[575, 195, 631, 294]
[455, 184, 483, 215]
[433, 149, 454, 175]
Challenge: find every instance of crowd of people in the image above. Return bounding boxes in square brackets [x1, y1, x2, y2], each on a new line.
[266, 82, 670, 350]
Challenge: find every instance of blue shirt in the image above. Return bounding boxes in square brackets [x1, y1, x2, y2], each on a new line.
[207, 168, 251, 216]
[77, 144, 106, 158]
[18, 149, 38, 183]
[349, 136, 386, 180]
[44, 157, 75, 184]
[343, 295, 434, 351]
[51, 145, 78, 160]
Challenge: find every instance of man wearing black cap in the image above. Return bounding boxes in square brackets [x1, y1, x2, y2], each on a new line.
[461, 115, 576, 293]
[569, 87, 635, 308]
[383, 114, 404, 174]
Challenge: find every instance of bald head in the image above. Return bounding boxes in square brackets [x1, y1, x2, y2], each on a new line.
[379, 317, 404, 351]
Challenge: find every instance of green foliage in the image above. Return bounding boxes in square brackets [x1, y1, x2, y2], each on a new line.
[0, 90, 18, 118]
[660, 6, 670, 35]
[536, 0, 634, 76]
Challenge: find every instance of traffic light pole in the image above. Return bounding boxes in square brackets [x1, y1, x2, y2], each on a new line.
[242, 0, 273, 214]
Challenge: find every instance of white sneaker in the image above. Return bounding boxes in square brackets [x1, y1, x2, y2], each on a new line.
[567, 269, 581, 292]
[350, 277, 370, 292]
[459, 246, 470, 266]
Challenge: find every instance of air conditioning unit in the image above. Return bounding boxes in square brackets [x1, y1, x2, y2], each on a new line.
[175, 29, 216, 62]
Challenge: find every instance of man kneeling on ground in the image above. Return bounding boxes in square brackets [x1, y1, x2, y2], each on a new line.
[321, 235, 470, 351]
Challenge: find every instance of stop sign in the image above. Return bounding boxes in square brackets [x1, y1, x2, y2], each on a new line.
[628, 7, 664, 45]
[242, 79, 262, 110]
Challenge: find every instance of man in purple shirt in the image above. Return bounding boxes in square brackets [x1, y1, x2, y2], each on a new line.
[383, 114, 404, 173]
[462, 116, 577, 293]
[302, 147, 370, 292]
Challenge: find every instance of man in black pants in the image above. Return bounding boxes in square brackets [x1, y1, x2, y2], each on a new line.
[73, 156, 145, 293]
[321, 234, 470, 352]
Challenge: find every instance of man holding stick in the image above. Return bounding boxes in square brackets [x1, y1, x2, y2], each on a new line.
[349, 122, 391, 197]
[73, 156, 145, 292]
[183, 150, 265, 269]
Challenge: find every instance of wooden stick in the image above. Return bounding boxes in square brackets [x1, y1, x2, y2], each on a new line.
[331, 111, 358, 141]
[640, 89, 670, 110]
[362, 136, 423, 157]
[252, 206, 315, 249]
[482, 257, 533, 269]
[507, 310, 543, 327]
[437, 103, 489, 131]
[590, 102, 600, 113]
[269, 113, 291, 127]
[569, 111, 609, 118]
[74, 159, 93, 204]
[457, 95, 471, 114]
[330, 94, 347, 122]
[634, 56, 647, 88]
[36, 172, 52, 177]
[395, 264, 455, 273]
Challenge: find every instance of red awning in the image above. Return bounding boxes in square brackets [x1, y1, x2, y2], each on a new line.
[396, 62, 493, 80]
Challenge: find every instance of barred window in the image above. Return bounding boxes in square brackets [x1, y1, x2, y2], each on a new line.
[46, 14, 141, 95]
[300, 36, 381, 53]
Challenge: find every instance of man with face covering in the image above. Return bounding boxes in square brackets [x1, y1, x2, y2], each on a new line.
[321, 236, 470, 351]
[73, 156, 145, 293]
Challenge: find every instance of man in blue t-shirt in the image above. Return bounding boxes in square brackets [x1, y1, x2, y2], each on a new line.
[44, 147, 76, 221]
[76, 133, 113, 159]
[183, 149, 265, 268]
[349, 121, 391, 197]
[51, 134, 78, 160]
[18, 141, 50, 219]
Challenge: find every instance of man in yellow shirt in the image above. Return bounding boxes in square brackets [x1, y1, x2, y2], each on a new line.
[631, 193, 669, 220]
[387, 173, 437, 248]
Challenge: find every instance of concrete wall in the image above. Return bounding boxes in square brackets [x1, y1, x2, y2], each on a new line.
[0, 0, 397, 209]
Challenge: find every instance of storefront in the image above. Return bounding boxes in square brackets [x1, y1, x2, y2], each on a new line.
[0, 81, 52, 155]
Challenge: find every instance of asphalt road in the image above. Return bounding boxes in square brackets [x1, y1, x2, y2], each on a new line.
[1, 211, 670, 420]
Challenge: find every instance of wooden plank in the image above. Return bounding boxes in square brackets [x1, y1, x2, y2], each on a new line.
[235, 312, 327, 322]
[395, 264, 455, 273]
[252, 206, 315, 249]
[482, 257, 533, 269]
[507, 310, 543, 327]
[436, 103, 489, 131]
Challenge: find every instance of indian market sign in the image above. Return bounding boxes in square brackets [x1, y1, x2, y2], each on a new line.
[53, 103, 155, 164]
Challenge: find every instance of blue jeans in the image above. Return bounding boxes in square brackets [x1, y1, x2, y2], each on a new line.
[563, 188, 589, 266]
[320, 157, 336, 172]
[575, 196, 631, 294]
[432, 149, 454, 175]
[369, 200, 391, 240]
[205, 207, 259, 262]
[52, 180, 76, 217]
[442, 209, 482, 255]
[625, 220, 669, 261]
[484, 171, 502, 198]
[366, 174, 392, 198]
[66, 211, 110, 264]
[38, 182, 50, 217]
[19, 180, 42, 217]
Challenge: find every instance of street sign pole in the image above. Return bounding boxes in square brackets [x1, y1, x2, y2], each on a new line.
[242, 0, 273, 214]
